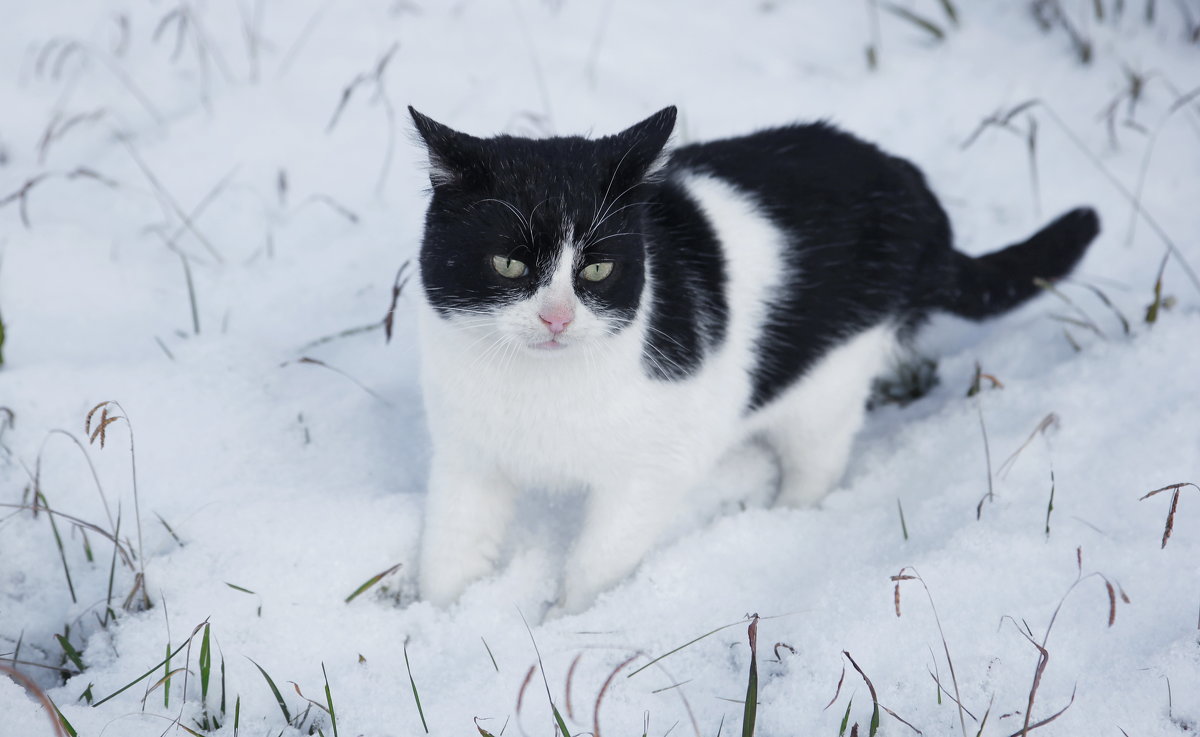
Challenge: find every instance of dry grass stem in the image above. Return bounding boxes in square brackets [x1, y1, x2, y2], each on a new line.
[1139, 482, 1198, 547]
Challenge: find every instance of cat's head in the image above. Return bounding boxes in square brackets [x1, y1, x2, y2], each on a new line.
[410, 106, 676, 356]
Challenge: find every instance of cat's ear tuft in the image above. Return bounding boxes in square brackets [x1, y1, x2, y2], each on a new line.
[610, 106, 678, 183]
[408, 107, 485, 188]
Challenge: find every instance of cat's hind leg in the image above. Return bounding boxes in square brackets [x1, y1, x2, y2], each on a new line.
[762, 324, 897, 507]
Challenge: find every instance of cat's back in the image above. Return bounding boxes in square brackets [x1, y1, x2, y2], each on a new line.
[667, 122, 917, 206]
[654, 121, 952, 409]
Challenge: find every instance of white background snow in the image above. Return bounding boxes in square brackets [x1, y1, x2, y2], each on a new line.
[1, 1, 1198, 735]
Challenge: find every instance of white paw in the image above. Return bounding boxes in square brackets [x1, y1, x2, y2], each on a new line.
[418, 537, 497, 607]
[560, 550, 628, 614]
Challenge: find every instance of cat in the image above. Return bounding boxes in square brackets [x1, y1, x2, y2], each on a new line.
[408, 105, 1099, 612]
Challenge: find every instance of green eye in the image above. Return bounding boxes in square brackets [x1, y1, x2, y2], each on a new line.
[492, 255, 528, 279]
[580, 261, 614, 282]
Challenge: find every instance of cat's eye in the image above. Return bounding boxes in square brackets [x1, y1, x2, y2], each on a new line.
[492, 255, 528, 279]
[580, 262, 614, 282]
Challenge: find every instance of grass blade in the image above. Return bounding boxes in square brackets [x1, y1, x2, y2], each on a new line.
[882, 2, 945, 39]
[50, 695, 78, 737]
[936, 0, 958, 25]
[37, 493, 77, 604]
[92, 629, 200, 706]
[482, 637, 499, 672]
[741, 617, 759, 737]
[199, 623, 212, 703]
[323, 662, 339, 737]
[55, 633, 85, 672]
[163, 642, 171, 708]
[403, 638, 430, 733]
[248, 657, 291, 724]
[627, 618, 745, 679]
[344, 563, 402, 603]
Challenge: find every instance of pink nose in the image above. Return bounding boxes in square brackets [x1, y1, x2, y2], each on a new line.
[539, 309, 573, 335]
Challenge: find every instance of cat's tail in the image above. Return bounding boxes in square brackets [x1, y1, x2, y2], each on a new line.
[939, 207, 1100, 320]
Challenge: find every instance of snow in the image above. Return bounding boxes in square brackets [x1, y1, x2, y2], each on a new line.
[1, 1, 1198, 735]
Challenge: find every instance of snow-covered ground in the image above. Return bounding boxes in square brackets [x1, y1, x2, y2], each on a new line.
[1, 1, 1198, 735]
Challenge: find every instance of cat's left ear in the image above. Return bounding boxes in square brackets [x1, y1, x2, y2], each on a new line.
[409, 107, 488, 189]
[609, 106, 677, 182]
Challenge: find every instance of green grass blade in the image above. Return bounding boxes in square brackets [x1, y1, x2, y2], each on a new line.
[92, 635, 195, 706]
[627, 618, 745, 679]
[248, 657, 292, 724]
[552, 704, 572, 737]
[936, 0, 959, 25]
[48, 695, 78, 737]
[741, 618, 759, 737]
[1045, 470, 1056, 538]
[481, 637, 499, 672]
[322, 662, 339, 737]
[344, 563, 402, 603]
[839, 698, 853, 736]
[102, 511, 122, 627]
[974, 697, 992, 737]
[234, 694, 241, 736]
[224, 582, 256, 594]
[38, 492, 78, 604]
[403, 639, 430, 733]
[199, 624, 212, 703]
[164, 642, 171, 708]
[882, 2, 945, 39]
[55, 634, 85, 672]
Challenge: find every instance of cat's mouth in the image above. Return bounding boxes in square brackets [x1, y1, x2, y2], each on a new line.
[532, 338, 568, 351]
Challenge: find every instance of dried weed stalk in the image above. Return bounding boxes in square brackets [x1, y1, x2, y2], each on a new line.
[999, 549, 1128, 736]
[892, 568, 966, 737]
[326, 42, 400, 194]
[1140, 482, 1199, 548]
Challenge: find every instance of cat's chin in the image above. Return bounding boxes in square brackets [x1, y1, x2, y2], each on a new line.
[529, 339, 570, 353]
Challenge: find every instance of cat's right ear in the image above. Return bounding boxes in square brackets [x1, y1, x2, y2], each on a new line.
[606, 106, 678, 185]
[409, 107, 486, 189]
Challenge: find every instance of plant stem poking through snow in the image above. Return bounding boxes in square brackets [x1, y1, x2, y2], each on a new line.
[999, 551, 1128, 736]
[841, 651, 923, 736]
[344, 563, 402, 603]
[326, 42, 400, 196]
[741, 616, 759, 737]
[592, 653, 639, 737]
[1139, 482, 1199, 548]
[891, 568, 965, 737]
[404, 637, 430, 733]
[85, 401, 149, 611]
[966, 98, 1200, 296]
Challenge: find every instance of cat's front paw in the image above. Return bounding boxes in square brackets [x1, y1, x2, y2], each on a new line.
[559, 555, 625, 614]
[417, 539, 497, 607]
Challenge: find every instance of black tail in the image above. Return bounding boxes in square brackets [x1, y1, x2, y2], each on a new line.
[941, 207, 1100, 320]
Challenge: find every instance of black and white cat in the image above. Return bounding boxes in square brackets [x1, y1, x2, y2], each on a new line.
[409, 105, 1098, 612]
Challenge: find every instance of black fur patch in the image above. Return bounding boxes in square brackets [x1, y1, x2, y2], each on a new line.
[640, 182, 728, 379]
